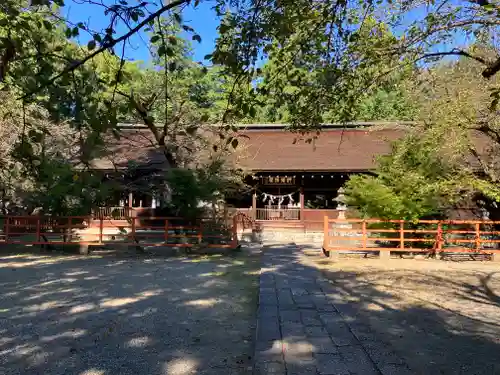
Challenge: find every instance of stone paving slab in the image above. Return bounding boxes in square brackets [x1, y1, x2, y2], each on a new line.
[253, 244, 411, 375]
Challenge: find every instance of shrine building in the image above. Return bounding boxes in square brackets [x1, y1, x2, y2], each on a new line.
[91, 122, 407, 227]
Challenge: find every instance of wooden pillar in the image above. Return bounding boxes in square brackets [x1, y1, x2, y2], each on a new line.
[252, 190, 257, 220]
[299, 187, 304, 221]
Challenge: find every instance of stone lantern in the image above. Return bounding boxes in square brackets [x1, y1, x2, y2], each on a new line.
[335, 187, 347, 220]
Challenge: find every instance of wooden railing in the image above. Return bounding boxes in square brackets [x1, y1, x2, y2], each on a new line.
[0, 215, 238, 249]
[92, 206, 134, 219]
[255, 207, 300, 220]
[323, 218, 500, 259]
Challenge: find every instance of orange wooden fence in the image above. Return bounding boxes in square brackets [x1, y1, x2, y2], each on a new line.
[323, 218, 500, 257]
[0, 216, 238, 248]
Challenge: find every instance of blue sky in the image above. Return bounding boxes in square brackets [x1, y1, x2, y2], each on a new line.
[65, 0, 219, 63]
[64, 0, 472, 65]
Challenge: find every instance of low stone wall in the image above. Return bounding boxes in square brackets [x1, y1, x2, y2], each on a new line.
[238, 228, 324, 246]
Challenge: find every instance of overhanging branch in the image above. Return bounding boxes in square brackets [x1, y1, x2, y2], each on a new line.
[418, 49, 500, 79]
[19, 0, 190, 100]
[417, 49, 488, 65]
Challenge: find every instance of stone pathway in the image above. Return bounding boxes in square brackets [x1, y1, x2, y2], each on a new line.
[254, 244, 412, 375]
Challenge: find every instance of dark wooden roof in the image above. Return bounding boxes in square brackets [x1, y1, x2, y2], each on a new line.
[236, 128, 404, 172]
[91, 124, 497, 174]
[90, 129, 168, 171]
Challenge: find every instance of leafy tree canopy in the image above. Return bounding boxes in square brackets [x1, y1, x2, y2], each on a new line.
[0, 0, 499, 216]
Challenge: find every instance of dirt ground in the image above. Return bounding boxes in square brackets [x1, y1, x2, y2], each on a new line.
[301, 249, 500, 375]
[0, 246, 259, 375]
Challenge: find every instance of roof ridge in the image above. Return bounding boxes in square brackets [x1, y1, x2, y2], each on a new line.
[116, 121, 416, 130]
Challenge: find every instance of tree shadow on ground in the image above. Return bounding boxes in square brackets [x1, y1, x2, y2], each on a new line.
[0, 246, 260, 375]
[257, 244, 500, 375]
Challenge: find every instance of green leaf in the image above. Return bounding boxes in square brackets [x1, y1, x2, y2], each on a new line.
[93, 33, 102, 43]
[72, 27, 79, 37]
[165, 47, 174, 57]
[65, 28, 72, 38]
[87, 40, 96, 50]
[42, 20, 52, 31]
[150, 35, 160, 43]
[192, 34, 202, 43]
[173, 13, 182, 24]
[204, 54, 213, 60]
[157, 45, 166, 56]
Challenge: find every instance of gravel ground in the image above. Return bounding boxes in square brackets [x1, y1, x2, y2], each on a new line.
[301, 249, 500, 375]
[0, 248, 259, 375]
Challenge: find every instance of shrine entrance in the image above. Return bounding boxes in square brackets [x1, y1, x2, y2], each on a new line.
[256, 188, 300, 220]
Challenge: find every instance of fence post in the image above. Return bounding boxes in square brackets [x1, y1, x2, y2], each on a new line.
[68, 217, 72, 243]
[5, 217, 9, 242]
[232, 215, 238, 248]
[323, 215, 329, 249]
[99, 217, 104, 244]
[198, 221, 203, 244]
[130, 216, 136, 244]
[164, 219, 169, 244]
[475, 222, 481, 251]
[36, 217, 40, 243]
[362, 220, 367, 250]
[436, 222, 443, 253]
[399, 220, 405, 250]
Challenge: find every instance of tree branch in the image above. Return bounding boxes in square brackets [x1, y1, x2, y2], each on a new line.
[20, 0, 190, 99]
[482, 56, 500, 79]
[116, 90, 177, 167]
[417, 49, 488, 65]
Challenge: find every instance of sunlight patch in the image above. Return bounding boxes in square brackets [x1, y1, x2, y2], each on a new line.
[100, 289, 162, 308]
[184, 298, 220, 307]
[199, 271, 228, 277]
[125, 336, 151, 348]
[23, 300, 65, 312]
[165, 357, 198, 375]
[41, 329, 86, 342]
[0, 257, 76, 268]
[80, 369, 105, 375]
[70, 303, 97, 314]
[243, 270, 260, 275]
[64, 270, 88, 276]
[261, 266, 279, 273]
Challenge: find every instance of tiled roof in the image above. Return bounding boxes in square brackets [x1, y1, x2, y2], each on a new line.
[236, 128, 404, 172]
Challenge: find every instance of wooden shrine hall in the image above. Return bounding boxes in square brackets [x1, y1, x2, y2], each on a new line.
[89, 122, 406, 227]
[225, 122, 405, 226]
